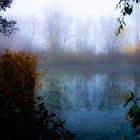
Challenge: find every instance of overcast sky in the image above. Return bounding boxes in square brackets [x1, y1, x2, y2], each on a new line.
[4, 0, 119, 19]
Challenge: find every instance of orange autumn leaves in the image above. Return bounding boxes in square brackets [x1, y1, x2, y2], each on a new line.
[0, 49, 38, 117]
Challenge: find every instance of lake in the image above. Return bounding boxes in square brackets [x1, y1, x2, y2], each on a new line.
[38, 65, 140, 140]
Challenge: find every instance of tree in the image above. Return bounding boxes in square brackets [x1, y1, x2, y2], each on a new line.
[0, 0, 17, 36]
[100, 17, 120, 54]
[75, 18, 92, 54]
[45, 8, 71, 53]
[16, 17, 39, 51]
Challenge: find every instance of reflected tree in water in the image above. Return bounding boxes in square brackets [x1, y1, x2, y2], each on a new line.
[75, 74, 91, 112]
[45, 78, 72, 113]
[133, 70, 140, 99]
[98, 72, 124, 112]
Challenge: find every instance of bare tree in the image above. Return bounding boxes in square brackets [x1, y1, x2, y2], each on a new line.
[100, 17, 119, 55]
[75, 18, 92, 54]
[45, 8, 71, 53]
[99, 16, 127, 64]
[15, 17, 39, 51]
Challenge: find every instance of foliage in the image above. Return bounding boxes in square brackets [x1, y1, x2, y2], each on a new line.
[36, 96, 76, 140]
[0, 0, 17, 36]
[0, 49, 75, 140]
[0, 0, 13, 10]
[0, 49, 38, 139]
[116, 0, 140, 35]
[0, 49, 37, 112]
[123, 90, 140, 138]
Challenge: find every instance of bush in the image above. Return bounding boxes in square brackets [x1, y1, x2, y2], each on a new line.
[0, 49, 75, 140]
[0, 49, 38, 139]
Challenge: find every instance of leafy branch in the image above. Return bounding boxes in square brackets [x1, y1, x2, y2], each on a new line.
[123, 90, 140, 138]
[0, 0, 18, 36]
[35, 96, 76, 140]
[116, 0, 139, 35]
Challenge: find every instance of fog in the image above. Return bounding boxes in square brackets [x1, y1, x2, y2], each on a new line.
[2, 1, 140, 140]
[1, 0, 140, 67]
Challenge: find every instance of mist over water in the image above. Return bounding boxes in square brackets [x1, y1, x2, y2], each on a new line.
[37, 66, 140, 140]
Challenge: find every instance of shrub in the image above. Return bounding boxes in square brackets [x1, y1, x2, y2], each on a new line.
[0, 49, 76, 140]
[0, 49, 38, 139]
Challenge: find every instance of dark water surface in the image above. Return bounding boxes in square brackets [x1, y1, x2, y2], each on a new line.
[38, 66, 140, 140]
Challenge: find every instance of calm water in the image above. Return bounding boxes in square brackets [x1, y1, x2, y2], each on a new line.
[38, 66, 140, 140]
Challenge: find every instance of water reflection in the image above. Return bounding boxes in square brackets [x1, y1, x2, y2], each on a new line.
[45, 78, 72, 112]
[43, 69, 131, 112]
[98, 73, 123, 112]
[38, 66, 140, 140]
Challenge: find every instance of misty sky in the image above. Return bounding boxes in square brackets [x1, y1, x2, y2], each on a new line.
[5, 0, 119, 19]
[2, 0, 138, 52]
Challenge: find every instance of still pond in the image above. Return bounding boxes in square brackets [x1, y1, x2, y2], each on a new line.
[38, 66, 140, 140]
